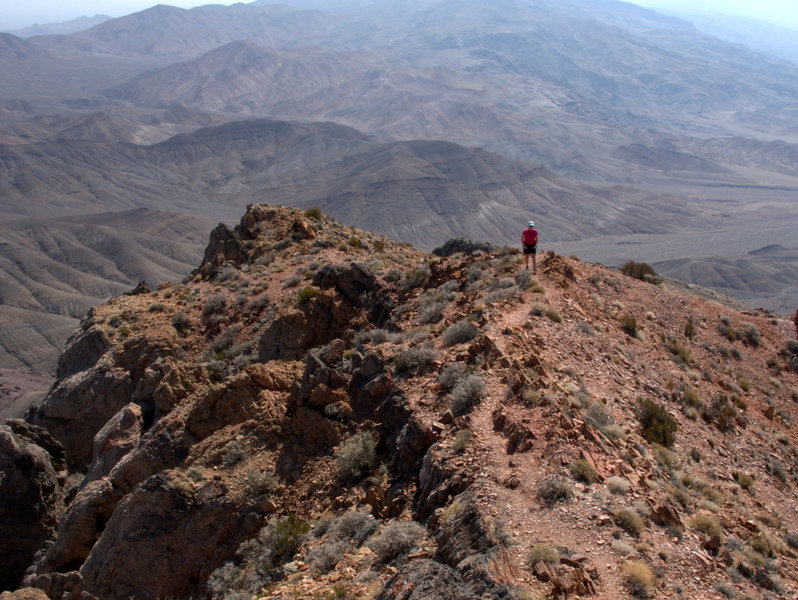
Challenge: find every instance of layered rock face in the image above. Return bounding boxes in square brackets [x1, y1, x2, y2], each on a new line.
[5, 205, 798, 600]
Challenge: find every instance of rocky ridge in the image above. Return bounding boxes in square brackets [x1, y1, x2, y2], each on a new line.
[2, 205, 798, 600]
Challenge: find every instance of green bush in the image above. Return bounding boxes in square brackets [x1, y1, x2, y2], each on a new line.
[452, 429, 473, 453]
[304, 206, 322, 220]
[623, 560, 655, 599]
[735, 472, 754, 491]
[621, 261, 662, 284]
[401, 267, 430, 292]
[702, 395, 738, 432]
[297, 286, 318, 304]
[684, 320, 696, 339]
[638, 398, 677, 447]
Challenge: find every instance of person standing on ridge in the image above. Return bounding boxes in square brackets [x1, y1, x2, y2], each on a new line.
[522, 220, 538, 272]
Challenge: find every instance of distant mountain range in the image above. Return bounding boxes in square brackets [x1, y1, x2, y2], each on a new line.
[1, 0, 798, 379]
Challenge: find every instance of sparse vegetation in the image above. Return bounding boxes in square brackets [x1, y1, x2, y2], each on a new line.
[691, 514, 723, 539]
[449, 374, 485, 416]
[304, 206, 322, 220]
[615, 508, 645, 537]
[607, 476, 631, 495]
[437, 362, 468, 390]
[638, 398, 677, 447]
[442, 319, 479, 346]
[620, 314, 638, 337]
[527, 543, 560, 566]
[335, 431, 378, 481]
[394, 347, 438, 373]
[171, 311, 191, 335]
[367, 521, 425, 563]
[570, 458, 598, 484]
[622, 560, 655, 598]
[297, 286, 318, 304]
[452, 429, 473, 453]
[621, 261, 662, 284]
[537, 474, 574, 504]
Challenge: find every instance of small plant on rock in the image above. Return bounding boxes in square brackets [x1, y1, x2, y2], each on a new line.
[623, 560, 656, 598]
[536, 474, 574, 505]
[570, 458, 598, 484]
[449, 374, 485, 416]
[527, 543, 560, 566]
[297, 286, 318, 304]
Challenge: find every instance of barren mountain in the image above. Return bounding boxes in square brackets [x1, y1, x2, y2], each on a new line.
[0, 209, 214, 375]
[3, 205, 797, 600]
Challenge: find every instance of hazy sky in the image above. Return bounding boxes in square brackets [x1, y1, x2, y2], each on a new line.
[2, 0, 798, 31]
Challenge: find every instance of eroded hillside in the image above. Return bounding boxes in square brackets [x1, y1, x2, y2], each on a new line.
[3, 205, 798, 600]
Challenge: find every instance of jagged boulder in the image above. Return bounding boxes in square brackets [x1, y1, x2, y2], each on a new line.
[377, 559, 479, 600]
[33, 478, 124, 577]
[0, 424, 64, 591]
[34, 327, 180, 470]
[79, 470, 242, 600]
[83, 404, 143, 485]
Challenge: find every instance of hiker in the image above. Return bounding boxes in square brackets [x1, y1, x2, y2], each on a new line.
[522, 220, 538, 272]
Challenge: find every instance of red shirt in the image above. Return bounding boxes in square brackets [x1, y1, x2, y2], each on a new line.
[523, 228, 538, 245]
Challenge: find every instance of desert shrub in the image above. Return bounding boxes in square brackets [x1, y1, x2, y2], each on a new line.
[651, 444, 675, 469]
[703, 486, 724, 504]
[615, 508, 645, 537]
[245, 470, 277, 495]
[638, 398, 677, 447]
[515, 269, 533, 289]
[611, 540, 635, 556]
[691, 514, 723, 539]
[702, 395, 738, 431]
[335, 431, 378, 481]
[437, 362, 468, 390]
[452, 429, 473, 453]
[545, 308, 562, 323]
[718, 317, 738, 342]
[148, 301, 167, 313]
[202, 293, 226, 317]
[570, 458, 598, 484]
[401, 267, 430, 291]
[735, 472, 754, 491]
[607, 476, 631, 494]
[767, 456, 788, 483]
[367, 521, 425, 563]
[664, 337, 692, 364]
[308, 540, 347, 573]
[620, 315, 638, 337]
[329, 510, 378, 545]
[297, 286, 318, 304]
[348, 236, 362, 248]
[450, 374, 485, 416]
[783, 531, 798, 549]
[736, 373, 750, 392]
[171, 311, 191, 334]
[714, 582, 737, 599]
[304, 206, 322, 220]
[383, 268, 402, 283]
[739, 323, 761, 348]
[212, 324, 242, 354]
[622, 560, 655, 598]
[621, 261, 662, 284]
[394, 347, 437, 373]
[684, 320, 696, 339]
[418, 301, 447, 325]
[527, 543, 560, 566]
[529, 302, 549, 317]
[584, 401, 613, 429]
[442, 319, 479, 346]
[537, 474, 574, 504]
[282, 274, 302, 288]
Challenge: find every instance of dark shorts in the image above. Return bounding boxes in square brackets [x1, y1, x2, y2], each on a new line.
[523, 243, 537, 255]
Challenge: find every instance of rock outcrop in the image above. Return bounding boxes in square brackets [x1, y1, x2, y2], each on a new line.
[0, 423, 64, 591]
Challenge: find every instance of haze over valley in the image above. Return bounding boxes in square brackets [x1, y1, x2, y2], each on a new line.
[2, 0, 798, 383]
